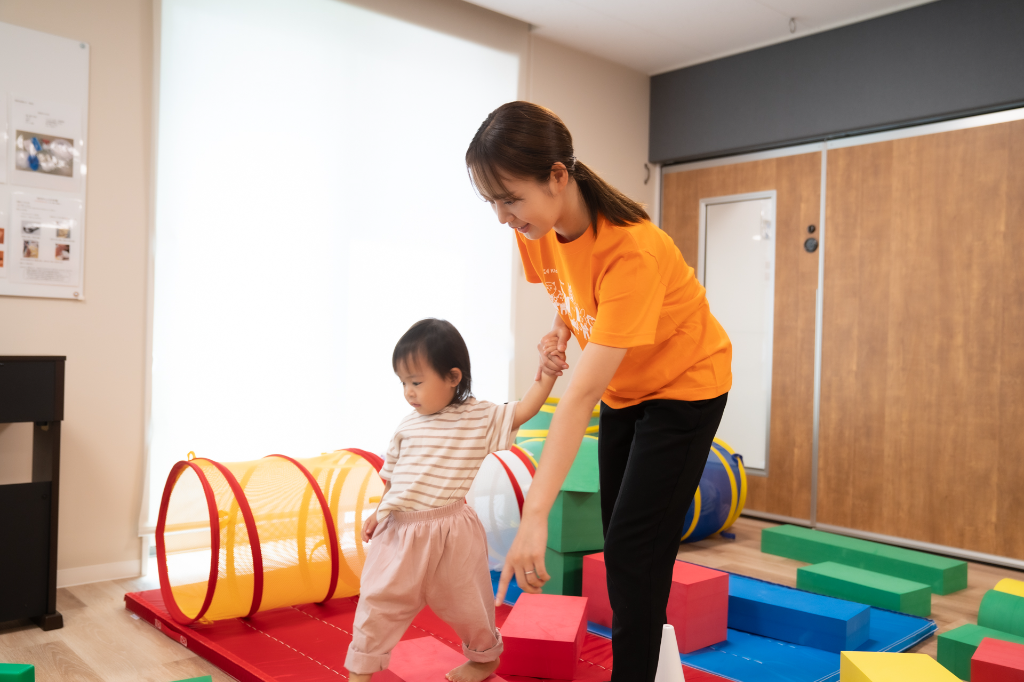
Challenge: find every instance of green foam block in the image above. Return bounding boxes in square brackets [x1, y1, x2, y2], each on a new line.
[0, 664, 34, 681]
[548, 490, 604, 553]
[937, 623, 1024, 680]
[762, 525, 968, 595]
[171, 678, 212, 682]
[542, 547, 599, 596]
[518, 436, 600, 493]
[978, 589, 1024, 637]
[797, 561, 932, 616]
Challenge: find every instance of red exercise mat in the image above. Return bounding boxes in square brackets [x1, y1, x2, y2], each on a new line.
[125, 589, 727, 681]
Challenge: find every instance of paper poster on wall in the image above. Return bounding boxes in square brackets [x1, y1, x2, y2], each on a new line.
[0, 186, 7, 278]
[2, 191, 84, 298]
[0, 96, 8, 185]
[7, 96, 84, 193]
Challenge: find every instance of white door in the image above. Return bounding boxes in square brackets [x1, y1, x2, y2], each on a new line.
[700, 194, 775, 471]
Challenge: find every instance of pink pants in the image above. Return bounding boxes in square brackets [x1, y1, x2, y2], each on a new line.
[345, 500, 502, 674]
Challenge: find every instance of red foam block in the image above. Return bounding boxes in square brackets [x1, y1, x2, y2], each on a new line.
[582, 554, 728, 653]
[499, 593, 588, 680]
[388, 637, 508, 682]
[972, 637, 1024, 682]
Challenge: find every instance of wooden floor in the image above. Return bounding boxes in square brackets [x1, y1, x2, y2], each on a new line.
[2, 516, 1022, 681]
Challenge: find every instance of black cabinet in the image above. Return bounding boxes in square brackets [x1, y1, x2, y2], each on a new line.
[0, 356, 64, 630]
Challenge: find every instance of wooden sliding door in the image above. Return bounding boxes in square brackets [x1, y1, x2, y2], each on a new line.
[661, 152, 821, 521]
[818, 120, 1024, 559]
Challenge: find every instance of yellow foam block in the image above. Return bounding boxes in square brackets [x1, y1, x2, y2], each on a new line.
[995, 578, 1024, 599]
[840, 652, 959, 681]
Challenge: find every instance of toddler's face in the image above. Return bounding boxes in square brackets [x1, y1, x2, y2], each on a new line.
[396, 355, 460, 415]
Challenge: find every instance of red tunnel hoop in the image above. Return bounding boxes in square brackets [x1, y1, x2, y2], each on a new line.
[508, 444, 537, 476]
[156, 460, 221, 626]
[266, 454, 342, 604]
[205, 459, 265, 617]
[344, 447, 384, 472]
[490, 451, 525, 516]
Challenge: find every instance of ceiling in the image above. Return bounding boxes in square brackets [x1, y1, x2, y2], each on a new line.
[463, 0, 938, 75]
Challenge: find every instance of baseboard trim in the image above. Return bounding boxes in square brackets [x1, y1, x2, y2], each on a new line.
[741, 509, 812, 526]
[815, 524, 1024, 571]
[57, 559, 141, 588]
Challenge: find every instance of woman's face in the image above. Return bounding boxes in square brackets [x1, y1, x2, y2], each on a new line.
[478, 169, 567, 241]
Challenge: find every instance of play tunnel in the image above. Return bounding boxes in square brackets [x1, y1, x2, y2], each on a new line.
[681, 438, 747, 543]
[155, 448, 384, 625]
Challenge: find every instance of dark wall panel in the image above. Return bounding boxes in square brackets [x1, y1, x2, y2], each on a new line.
[650, 0, 1024, 164]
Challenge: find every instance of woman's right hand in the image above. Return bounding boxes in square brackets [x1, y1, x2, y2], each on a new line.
[536, 316, 572, 379]
[495, 511, 551, 605]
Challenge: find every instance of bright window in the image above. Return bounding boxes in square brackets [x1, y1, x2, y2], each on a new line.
[145, 0, 519, 530]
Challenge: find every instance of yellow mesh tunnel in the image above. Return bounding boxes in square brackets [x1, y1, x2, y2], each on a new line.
[156, 448, 384, 625]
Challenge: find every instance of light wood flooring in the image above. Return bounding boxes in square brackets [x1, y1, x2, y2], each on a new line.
[2, 516, 1021, 681]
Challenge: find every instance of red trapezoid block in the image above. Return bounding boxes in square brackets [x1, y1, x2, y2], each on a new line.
[582, 553, 728, 653]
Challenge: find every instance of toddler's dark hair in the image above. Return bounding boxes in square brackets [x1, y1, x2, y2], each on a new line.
[392, 319, 472, 405]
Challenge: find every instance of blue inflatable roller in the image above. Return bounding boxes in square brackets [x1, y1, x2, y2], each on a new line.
[681, 438, 747, 543]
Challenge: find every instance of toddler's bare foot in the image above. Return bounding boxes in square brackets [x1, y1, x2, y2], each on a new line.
[445, 658, 500, 682]
[349, 673, 372, 682]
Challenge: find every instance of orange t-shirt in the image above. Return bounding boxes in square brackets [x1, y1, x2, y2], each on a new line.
[516, 215, 732, 409]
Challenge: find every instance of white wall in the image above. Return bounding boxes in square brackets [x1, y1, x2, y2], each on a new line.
[514, 35, 654, 399]
[0, 0, 155, 585]
[0, 0, 651, 582]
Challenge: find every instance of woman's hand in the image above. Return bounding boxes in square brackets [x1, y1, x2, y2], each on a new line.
[495, 512, 551, 605]
[536, 315, 572, 380]
[361, 512, 380, 543]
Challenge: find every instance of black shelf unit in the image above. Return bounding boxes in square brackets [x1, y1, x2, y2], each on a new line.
[0, 356, 65, 630]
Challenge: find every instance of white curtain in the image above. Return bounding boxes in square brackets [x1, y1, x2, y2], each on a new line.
[144, 0, 519, 531]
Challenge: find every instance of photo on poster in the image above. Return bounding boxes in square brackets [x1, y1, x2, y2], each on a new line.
[23, 238, 39, 258]
[7, 96, 84, 193]
[14, 130, 76, 177]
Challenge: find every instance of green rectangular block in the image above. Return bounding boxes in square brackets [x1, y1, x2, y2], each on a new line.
[762, 525, 968, 595]
[937, 623, 1024, 680]
[542, 547, 598, 596]
[171, 678, 212, 682]
[0, 664, 34, 681]
[548, 490, 604, 553]
[797, 561, 932, 616]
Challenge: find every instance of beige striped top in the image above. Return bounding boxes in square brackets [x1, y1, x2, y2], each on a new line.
[377, 398, 520, 520]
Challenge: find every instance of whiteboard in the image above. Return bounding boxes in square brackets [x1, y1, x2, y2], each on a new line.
[0, 22, 90, 300]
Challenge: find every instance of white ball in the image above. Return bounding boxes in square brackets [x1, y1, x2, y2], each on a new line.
[465, 450, 534, 571]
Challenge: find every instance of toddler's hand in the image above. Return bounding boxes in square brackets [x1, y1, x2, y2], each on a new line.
[361, 512, 379, 543]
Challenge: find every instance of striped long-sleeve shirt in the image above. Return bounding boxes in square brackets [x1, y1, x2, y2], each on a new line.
[376, 398, 519, 520]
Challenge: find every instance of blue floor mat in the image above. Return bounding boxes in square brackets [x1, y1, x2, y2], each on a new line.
[584, 571, 936, 682]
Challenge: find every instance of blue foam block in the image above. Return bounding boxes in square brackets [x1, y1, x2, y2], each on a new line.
[728, 574, 871, 652]
[587, 572, 937, 682]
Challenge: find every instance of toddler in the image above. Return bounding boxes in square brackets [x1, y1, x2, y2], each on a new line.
[346, 318, 556, 682]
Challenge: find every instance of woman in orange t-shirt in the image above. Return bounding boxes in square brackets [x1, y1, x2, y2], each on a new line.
[467, 102, 731, 682]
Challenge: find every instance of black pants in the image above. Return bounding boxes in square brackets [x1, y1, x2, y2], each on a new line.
[598, 394, 728, 682]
